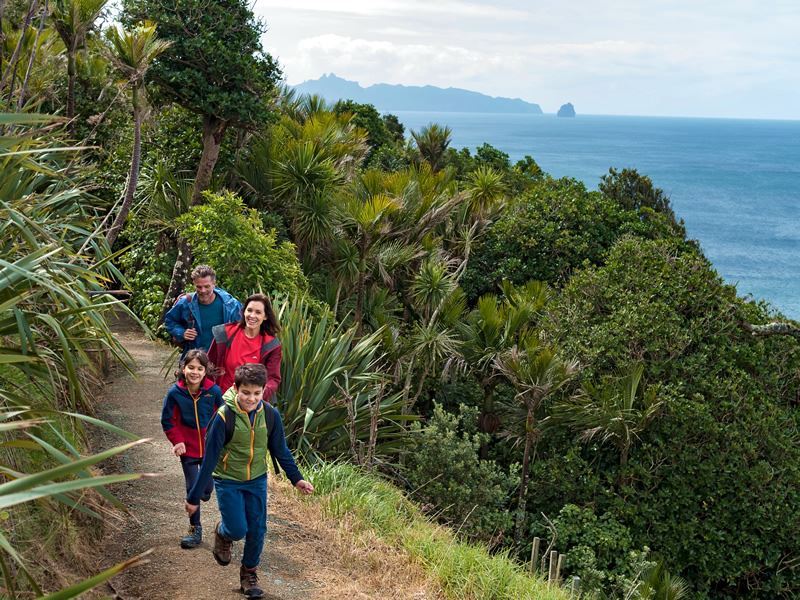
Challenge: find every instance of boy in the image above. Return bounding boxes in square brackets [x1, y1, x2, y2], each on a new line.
[185, 363, 313, 599]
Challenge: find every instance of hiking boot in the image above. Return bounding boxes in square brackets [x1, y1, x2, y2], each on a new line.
[180, 524, 202, 549]
[239, 565, 264, 599]
[212, 522, 232, 566]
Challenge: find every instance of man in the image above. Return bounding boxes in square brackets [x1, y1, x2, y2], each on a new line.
[164, 265, 242, 353]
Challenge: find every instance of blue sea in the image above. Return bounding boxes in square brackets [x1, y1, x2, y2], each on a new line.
[394, 112, 800, 318]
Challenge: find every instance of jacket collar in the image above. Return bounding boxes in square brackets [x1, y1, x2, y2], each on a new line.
[177, 377, 215, 392]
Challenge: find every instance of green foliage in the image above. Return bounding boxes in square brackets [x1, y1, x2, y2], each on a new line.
[310, 462, 569, 600]
[599, 167, 681, 227]
[461, 177, 686, 302]
[403, 404, 518, 544]
[276, 298, 410, 463]
[536, 504, 653, 596]
[537, 236, 800, 598]
[121, 0, 280, 126]
[177, 191, 309, 300]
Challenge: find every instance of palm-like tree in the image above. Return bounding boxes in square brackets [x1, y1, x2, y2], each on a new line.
[456, 281, 550, 437]
[103, 21, 170, 247]
[51, 0, 108, 123]
[464, 164, 506, 219]
[553, 364, 663, 471]
[411, 123, 452, 172]
[494, 336, 579, 542]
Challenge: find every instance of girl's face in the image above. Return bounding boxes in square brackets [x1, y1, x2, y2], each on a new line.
[244, 301, 267, 330]
[182, 358, 206, 387]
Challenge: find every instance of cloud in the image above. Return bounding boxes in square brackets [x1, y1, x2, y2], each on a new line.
[257, 0, 527, 20]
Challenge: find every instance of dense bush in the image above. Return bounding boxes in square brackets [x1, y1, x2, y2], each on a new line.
[531, 237, 800, 598]
[461, 177, 685, 302]
[178, 191, 311, 300]
[403, 404, 519, 544]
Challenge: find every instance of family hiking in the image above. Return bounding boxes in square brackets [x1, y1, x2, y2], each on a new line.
[160, 265, 314, 599]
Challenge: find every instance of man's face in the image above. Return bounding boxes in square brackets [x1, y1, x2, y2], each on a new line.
[193, 276, 215, 303]
[235, 383, 264, 412]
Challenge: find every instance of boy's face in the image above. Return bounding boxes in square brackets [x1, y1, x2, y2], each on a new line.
[235, 383, 264, 412]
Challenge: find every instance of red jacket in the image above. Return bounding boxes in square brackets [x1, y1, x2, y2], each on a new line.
[207, 323, 282, 401]
[160, 378, 223, 458]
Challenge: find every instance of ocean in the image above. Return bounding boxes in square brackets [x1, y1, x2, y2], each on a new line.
[393, 112, 800, 319]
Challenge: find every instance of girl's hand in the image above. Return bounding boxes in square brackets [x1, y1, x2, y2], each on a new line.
[172, 442, 186, 457]
[185, 501, 199, 516]
[295, 480, 314, 495]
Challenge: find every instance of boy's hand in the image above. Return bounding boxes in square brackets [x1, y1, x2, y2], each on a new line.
[295, 480, 314, 495]
[172, 442, 186, 456]
[185, 501, 199, 516]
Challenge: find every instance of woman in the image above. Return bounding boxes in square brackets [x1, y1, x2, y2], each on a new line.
[207, 293, 281, 401]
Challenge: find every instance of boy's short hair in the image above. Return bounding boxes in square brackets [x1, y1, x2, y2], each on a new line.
[191, 264, 216, 281]
[234, 363, 267, 389]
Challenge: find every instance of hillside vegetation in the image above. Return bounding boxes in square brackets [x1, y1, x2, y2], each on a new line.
[0, 0, 798, 598]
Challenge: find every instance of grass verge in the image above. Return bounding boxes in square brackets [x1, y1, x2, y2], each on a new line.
[307, 462, 570, 600]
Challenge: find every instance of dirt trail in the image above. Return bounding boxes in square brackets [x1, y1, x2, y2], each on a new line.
[93, 316, 439, 600]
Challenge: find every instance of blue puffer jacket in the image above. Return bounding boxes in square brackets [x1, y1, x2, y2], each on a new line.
[164, 287, 242, 352]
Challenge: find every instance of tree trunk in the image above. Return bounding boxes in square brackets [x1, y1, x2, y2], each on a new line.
[514, 403, 537, 543]
[106, 85, 142, 248]
[16, 0, 46, 109]
[159, 115, 228, 324]
[191, 115, 227, 204]
[159, 236, 193, 323]
[0, 0, 37, 95]
[354, 258, 366, 337]
[66, 41, 76, 124]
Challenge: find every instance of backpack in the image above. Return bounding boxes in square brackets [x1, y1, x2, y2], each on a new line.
[221, 403, 281, 476]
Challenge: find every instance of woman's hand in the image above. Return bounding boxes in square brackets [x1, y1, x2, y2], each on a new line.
[172, 442, 186, 457]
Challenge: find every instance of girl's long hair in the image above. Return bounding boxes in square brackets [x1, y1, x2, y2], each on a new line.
[239, 293, 280, 336]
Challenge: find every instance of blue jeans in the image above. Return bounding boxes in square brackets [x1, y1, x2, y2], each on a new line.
[181, 456, 213, 526]
[214, 475, 268, 569]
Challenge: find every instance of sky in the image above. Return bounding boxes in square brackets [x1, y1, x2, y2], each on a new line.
[252, 0, 800, 120]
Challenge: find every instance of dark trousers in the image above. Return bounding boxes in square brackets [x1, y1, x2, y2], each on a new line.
[215, 475, 268, 568]
[181, 456, 213, 526]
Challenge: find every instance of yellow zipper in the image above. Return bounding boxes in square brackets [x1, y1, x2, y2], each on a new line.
[191, 391, 203, 457]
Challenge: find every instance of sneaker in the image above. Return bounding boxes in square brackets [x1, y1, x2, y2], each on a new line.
[180, 524, 202, 549]
[212, 522, 232, 566]
[239, 565, 264, 599]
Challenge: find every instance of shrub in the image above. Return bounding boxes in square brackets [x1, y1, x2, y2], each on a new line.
[403, 404, 519, 544]
[178, 191, 310, 300]
[533, 236, 800, 598]
[461, 177, 686, 302]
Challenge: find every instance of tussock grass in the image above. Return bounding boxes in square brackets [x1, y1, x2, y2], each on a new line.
[308, 462, 570, 600]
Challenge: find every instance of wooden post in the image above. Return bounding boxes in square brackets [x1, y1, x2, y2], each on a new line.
[548, 550, 558, 584]
[529, 537, 540, 573]
[555, 553, 565, 584]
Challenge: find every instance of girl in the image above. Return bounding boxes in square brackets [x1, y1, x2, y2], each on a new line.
[207, 293, 281, 402]
[161, 349, 223, 548]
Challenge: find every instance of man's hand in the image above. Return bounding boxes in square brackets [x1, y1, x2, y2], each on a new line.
[295, 480, 314, 495]
[185, 501, 199, 516]
[172, 442, 186, 457]
[183, 328, 198, 341]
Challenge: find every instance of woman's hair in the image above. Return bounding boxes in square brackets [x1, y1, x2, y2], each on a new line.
[239, 293, 280, 336]
[175, 349, 215, 382]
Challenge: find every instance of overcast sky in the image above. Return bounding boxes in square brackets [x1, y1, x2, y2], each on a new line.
[253, 0, 799, 120]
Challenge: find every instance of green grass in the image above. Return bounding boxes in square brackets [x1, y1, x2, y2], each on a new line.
[308, 462, 571, 600]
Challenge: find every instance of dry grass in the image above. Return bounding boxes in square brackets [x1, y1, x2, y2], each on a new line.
[269, 475, 443, 599]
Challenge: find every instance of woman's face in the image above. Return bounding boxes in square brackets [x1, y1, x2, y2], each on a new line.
[244, 301, 267, 330]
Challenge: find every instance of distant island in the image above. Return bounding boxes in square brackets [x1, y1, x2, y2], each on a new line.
[557, 102, 576, 117]
[293, 73, 543, 114]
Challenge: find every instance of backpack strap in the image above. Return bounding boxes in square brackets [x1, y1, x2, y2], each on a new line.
[221, 403, 275, 447]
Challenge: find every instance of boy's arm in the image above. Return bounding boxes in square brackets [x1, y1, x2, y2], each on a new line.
[266, 406, 303, 486]
[160, 393, 184, 446]
[186, 414, 225, 505]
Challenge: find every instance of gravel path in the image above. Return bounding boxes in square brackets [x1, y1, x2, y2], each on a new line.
[92, 315, 439, 600]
